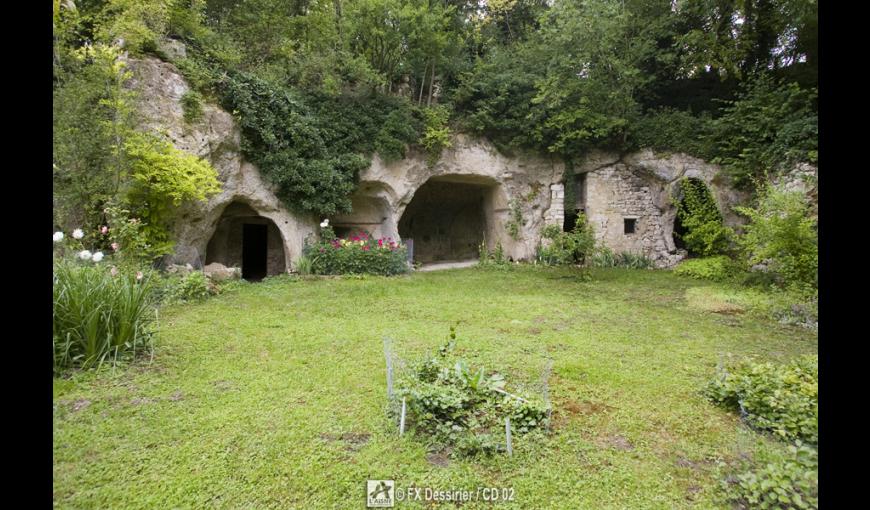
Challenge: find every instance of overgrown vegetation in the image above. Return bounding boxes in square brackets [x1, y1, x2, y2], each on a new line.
[674, 178, 733, 257]
[673, 255, 742, 282]
[537, 216, 595, 267]
[704, 355, 818, 509]
[395, 327, 550, 457]
[590, 248, 655, 269]
[735, 184, 818, 293]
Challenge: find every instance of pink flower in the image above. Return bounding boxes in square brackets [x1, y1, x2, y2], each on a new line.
[101, 226, 109, 235]
[378, 239, 383, 247]
[136, 271, 143, 281]
[363, 246, 369, 251]
[111, 242, 119, 251]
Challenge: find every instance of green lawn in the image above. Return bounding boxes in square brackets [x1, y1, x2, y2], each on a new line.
[53, 267, 817, 509]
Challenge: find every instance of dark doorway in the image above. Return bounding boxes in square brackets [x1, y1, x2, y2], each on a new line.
[242, 224, 268, 281]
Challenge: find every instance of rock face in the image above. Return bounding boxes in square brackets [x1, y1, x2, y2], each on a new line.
[127, 56, 317, 273]
[126, 53, 766, 272]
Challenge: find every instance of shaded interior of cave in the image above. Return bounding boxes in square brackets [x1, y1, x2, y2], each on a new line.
[205, 201, 286, 280]
[398, 178, 493, 264]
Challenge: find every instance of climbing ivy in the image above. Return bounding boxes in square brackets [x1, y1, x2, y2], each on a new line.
[674, 178, 733, 257]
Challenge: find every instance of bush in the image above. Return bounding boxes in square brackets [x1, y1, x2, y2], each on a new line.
[53, 259, 156, 372]
[395, 328, 550, 457]
[674, 178, 733, 257]
[735, 184, 817, 292]
[673, 255, 741, 281]
[537, 215, 596, 266]
[304, 229, 409, 276]
[158, 270, 215, 304]
[724, 443, 818, 510]
[703, 355, 818, 445]
[591, 247, 655, 269]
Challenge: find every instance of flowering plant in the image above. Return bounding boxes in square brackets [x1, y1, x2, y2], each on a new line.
[303, 229, 409, 276]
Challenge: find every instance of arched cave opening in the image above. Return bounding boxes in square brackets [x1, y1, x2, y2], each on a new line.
[672, 177, 718, 258]
[398, 176, 497, 264]
[205, 201, 286, 281]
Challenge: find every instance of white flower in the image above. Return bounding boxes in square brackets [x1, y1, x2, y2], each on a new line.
[78, 250, 92, 260]
[320, 219, 329, 228]
[72, 229, 84, 239]
[53, 232, 64, 242]
[91, 251, 104, 262]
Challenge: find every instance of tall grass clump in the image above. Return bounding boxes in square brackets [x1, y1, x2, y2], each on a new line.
[53, 259, 156, 372]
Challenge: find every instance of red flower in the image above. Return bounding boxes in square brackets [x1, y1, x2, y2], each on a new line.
[378, 239, 383, 247]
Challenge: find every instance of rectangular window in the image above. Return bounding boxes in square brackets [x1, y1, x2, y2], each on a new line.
[624, 218, 637, 234]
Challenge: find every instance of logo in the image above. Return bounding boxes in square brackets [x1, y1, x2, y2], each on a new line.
[367, 480, 395, 508]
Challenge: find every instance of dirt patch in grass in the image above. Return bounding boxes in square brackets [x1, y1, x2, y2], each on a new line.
[320, 432, 371, 452]
[213, 380, 236, 392]
[426, 450, 451, 467]
[598, 434, 634, 451]
[552, 398, 612, 429]
[168, 391, 184, 402]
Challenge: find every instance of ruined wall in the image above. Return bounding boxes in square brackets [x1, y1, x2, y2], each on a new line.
[128, 52, 757, 271]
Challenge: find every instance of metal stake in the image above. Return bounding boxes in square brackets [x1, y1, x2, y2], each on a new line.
[505, 416, 513, 456]
[399, 398, 406, 435]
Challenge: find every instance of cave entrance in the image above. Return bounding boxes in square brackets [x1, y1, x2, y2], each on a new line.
[398, 176, 496, 264]
[205, 201, 286, 281]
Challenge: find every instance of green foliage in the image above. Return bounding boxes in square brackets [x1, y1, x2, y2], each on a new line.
[537, 216, 595, 267]
[478, 241, 511, 269]
[710, 76, 818, 188]
[591, 248, 655, 269]
[123, 131, 221, 257]
[96, 0, 174, 55]
[104, 205, 168, 268]
[303, 231, 409, 276]
[53, 259, 156, 373]
[629, 108, 715, 159]
[724, 443, 818, 510]
[704, 355, 817, 445]
[735, 184, 817, 291]
[396, 328, 550, 456]
[53, 41, 136, 234]
[158, 271, 215, 304]
[294, 254, 314, 276]
[673, 256, 741, 282]
[217, 71, 420, 216]
[420, 104, 452, 165]
[674, 178, 733, 257]
[180, 89, 203, 123]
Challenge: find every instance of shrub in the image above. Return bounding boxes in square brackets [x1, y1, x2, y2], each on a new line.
[123, 131, 222, 257]
[703, 355, 818, 445]
[395, 328, 550, 456]
[53, 259, 156, 372]
[478, 241, 511, 268]
[734, 184, 817, 292]
[674, 178, 734, 257]
[158, 270, 215, 304]
[591, 247, 655, 269]
[304, 229, 409, 276]
[673, 255, 741, 281]
[537, 216, 595, 266]
[724, 443, 818, 510]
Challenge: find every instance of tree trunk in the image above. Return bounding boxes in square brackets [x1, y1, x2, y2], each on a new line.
[418, 62, 428, 105]
[427, 58, 436, 107]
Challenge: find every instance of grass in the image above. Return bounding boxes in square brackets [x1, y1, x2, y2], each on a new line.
[53, 266, 817, 509]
